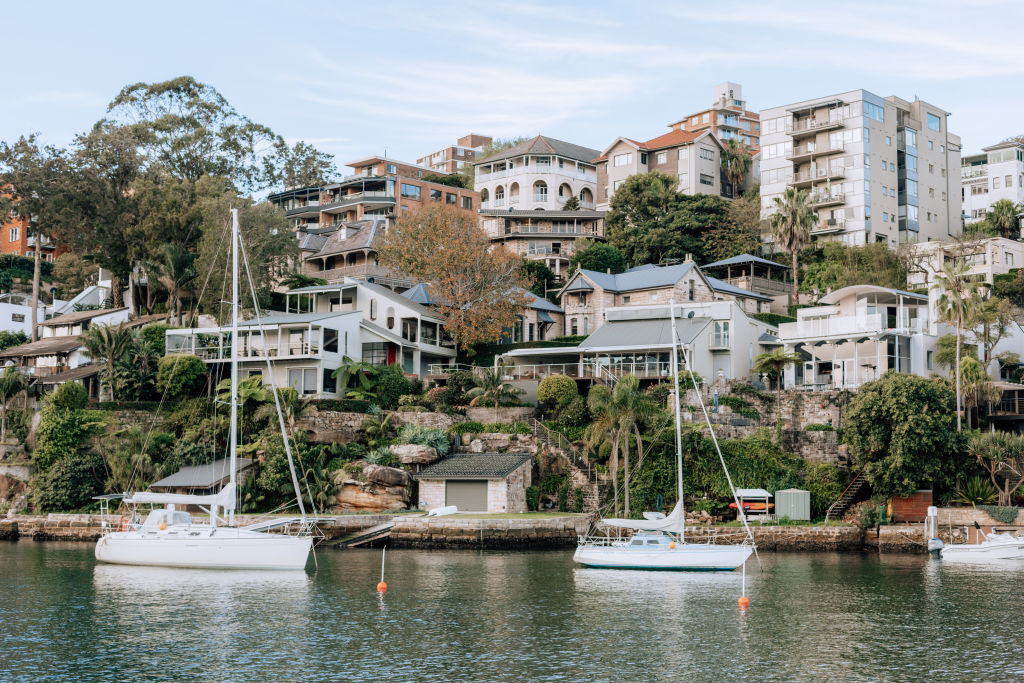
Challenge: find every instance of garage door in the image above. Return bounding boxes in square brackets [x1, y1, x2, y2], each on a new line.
[445, 480, 488, 511]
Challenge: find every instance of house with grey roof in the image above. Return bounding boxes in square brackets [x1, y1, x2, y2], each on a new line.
[417, 453, 533, 513]
[475, 135, 605, 281]
[298, 217, 416, 292]
[701, 254, 793, 314]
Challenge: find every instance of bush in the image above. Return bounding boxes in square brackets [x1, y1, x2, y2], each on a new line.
[49, 382, 88, 411]
[537, 374, 578, 412]
[803, 463, 849, 518]
[977, 504, 1020, 524]
[6, 407, 30, 445]
[397, 424, 451, 456]
[718, 395, 760, 420]
[31, 451, 103, 511]
[365, 447, 395, 466]
[731, 382, 774, 403]
[544, 421, 586, 442]
[526, 486, 540, 511]
[751, 312, 796, 326]
[645, 383, 672, 406]
[156, 354, 208, 400]
[375, 364, 414, 410]
[480, 422, 531, 435]
[557, 484, 569, 512]
[572, 487, 584, 513]
[449, 421, 485, 436]
[556, 395, 589, 428]
[309, 398, 371, 413]
[804, 423, 834, 432]
[33, 403, 101, 472]
[89, 401, 166, 411]
[0, 330, 29, 351]
[140, 323, 176, 356]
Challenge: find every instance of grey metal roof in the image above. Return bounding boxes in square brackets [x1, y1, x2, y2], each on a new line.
[562, 278, 594, 293]
[402, 283, 432, 305]
[401, 283, 560, 314]
[150, 457, 254, 490]
[758, 332, 782, 345]
[703, 254, 789, 270]
[537, 310, 554, 324]
[417, 453, 533, 480]
[526, 290, 563, 313]
[358, 279, 441, 320]
[706, 276, 773, 302]
[0, 335, 83, 358]
[476, 135, 601, 165]
[300, 233, 329, 252]
[575, 263, 697, 293]
[36, 364, 99, 384]
[360, 319, 409, 346]
[577, 316, 710, 351]
[285, 283, 355, 294]
[42, 307, 129, 327]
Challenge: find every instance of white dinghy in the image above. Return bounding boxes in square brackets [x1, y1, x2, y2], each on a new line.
[940, 523, 1024, 563]
[96, 209, 316, 570]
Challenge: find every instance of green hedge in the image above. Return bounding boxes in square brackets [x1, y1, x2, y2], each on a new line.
[805, 423, 834, 432]
[309, 398, 371, 413]
[449, 421, 531, 435]
[751, 312, 796, 326]
[88, 401, 167, 412]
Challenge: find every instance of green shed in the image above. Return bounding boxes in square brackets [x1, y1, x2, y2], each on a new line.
[775, 488, 810, 521]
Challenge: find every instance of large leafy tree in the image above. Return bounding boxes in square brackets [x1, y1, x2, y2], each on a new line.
[935, 261, 982, 432]
[720, 139, 752, 198]
[378, 204, 530, 349]
[967, 431, 1024, 506]
[519, 259, 558, 301]
[971, 296, 1016, 368]
[606, 171, 728, 266]
[701, 184, 763, 262]
[799, 242, 907, 295]
[845, 372, 963, 498]
[568, 241, 626, 274]
[265, 140, 337, 189]
[769, 187, 816, 303]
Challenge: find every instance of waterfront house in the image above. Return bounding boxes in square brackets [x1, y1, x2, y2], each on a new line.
[700, 254, 792, 314]
[299, 217, 414, 291]
[417, 453, 533, 513]
[907, 236, 1024, 288]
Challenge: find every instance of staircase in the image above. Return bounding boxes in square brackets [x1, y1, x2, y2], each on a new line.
[531, 418, 604, 513]
[825, 473, 867, 522]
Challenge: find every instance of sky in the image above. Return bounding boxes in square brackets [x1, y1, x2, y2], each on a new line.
[4, 0, 1024, 175]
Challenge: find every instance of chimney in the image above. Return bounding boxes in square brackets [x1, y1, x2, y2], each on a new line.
[684, 253, 693, 263]
[606, 267, 611, 274]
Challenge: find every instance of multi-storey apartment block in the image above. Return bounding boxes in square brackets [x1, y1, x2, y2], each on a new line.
[1, 209, 66, 262]
[668, 82, 761, 152]
[269, 158, 479, 233]
[961, 139, 1024, 225]
[417, 134, 492, 174]
[475, 135, 603, 280]
[759, 90, 962, 247]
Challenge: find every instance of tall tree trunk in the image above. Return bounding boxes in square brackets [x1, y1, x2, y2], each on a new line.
[791, 250, 799, 306]
[128, 272, 139, 317]
[623, 430, 631, 518]
[175, 294, 183, 326]
[955, 323, 962, 432]
[30, 242, 41, 342]
[610, 434, 620, 516]
[1, 406, 7, 442]
[110, 274, 124, 309]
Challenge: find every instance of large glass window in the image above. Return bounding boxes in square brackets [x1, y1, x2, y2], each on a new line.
[613, 153, 632, 167]
[400, 183, 421, 199]
[927, 113, 941, 131]
[323, 328, 339, 353]
[322, 368, 337, 394]
[361, 342, 389, 367]
[287, 368, 318, 395]
[430, 189, 442, 201]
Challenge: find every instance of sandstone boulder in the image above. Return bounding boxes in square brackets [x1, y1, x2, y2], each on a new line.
[469, 434, 511, 453]
[332, 479, 410, 512]
[390, 444, 439, 465]
[364, 464, 411, 487]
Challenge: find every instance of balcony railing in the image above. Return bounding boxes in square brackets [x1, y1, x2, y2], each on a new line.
[476, 166, 597, 183]
[321, 191, 396, 211]
[578, 201, 596, 210]
[779, 313, 885, 340]
[789, 118, 844, 136]
[809, 192, 846, 207]
[499, 361, 678, 381]
[787, 143, 844, 162]
[792, 167, 845, 185]
[812, 217, 847, 234]
[189, 342, 321, 362]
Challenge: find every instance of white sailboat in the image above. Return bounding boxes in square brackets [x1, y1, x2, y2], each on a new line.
[95, 209, 314, 570]
[573, 301, 755, 571]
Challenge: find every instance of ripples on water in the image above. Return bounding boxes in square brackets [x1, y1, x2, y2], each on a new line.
[1, 542, 1022, 682]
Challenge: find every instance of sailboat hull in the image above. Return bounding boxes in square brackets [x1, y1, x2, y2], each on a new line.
[574, 543, 752, 571]
[95, 530, 312, 570]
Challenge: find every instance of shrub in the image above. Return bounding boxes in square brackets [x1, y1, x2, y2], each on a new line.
[6, 408, 30, 445]
[440, 370, 476, 407]
[731, 382, 774, 403]
[375, 364, 414, 410]
[557, 484, 569, 512]
[309, 398, 371, 413]
[449, 421, 485, 436]
[480, 422, 531, 435]
[397, 424, 451, 456]
[49, 382, 88, 411]
[526, 486, 540, 511]
[0, 330, 29, 351]
[156, 354, 208, 399]
[977, 504, 1020, 524]
[30, 451, 103, 512]
[645, 383, 672, 405]
[751, 312, 797, 327]
[33, 403, 102, 472]
[425, 386, 447, 409]
[365, 447, 395, 466]
[803, 463, 848, 518]
[951, 476, 999, 506]
[537, 374, 578, 412]
[140, 323, 176, 356]
[804, 423, 834, 432]
[557, 395, 589, 428]
[572, 487, 584, 513]
[692, 499, 727, 514]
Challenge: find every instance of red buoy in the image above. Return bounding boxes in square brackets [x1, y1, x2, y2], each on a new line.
[377, 581, 388, 594]
[738, 595, 750, 610]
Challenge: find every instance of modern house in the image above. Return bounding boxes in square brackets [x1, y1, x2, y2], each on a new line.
[416, 134, 492, 174]
[669, 82, 761, 153]
[475, 135, 604, 281]
[39, 308, 132, 338]
[907, 236, 1024, 288]
[759, 89, 962, 247]
[0, 293, 51, 337]
[961, 139, 1024, 226]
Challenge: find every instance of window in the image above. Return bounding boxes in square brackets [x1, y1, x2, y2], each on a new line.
[927, 113, 941, 131]
[570, 318, 578, 336]
[927, 140, 933, 151]
[1007, 253, 1015, 266]
[446, 192, 456, 204]
[462, 196, 472, 210]
[11, 313, 24, 323]
[678, 172, 689, 188]
[361, 343, 388, 367]
[656, 152, 667, 164]
[688, 280, 695, 301]
[288, 368, 318, 395]
[528, 323, 534, 342]
[430, 189, 442, 202]
[940, 145, 945, 153]
[698, 147, 714, 161]
[994, 177, 1001, 189]
[941, 191, 946, 201]
[640, 152, 648, 164]
[622, 295, 631, 304]
[386, 164, 396, 174]
[400, 183, 421, 199]
[323, 328, 339, 353]
[370, 298, 377, 320]
[613, 180, 624, 192]
[886, 136, 891, 146]
[883, 211, 889, 222]
[928, 187, 934, 198]
[699, 173, 714, 186]
[613, 153, 632, 167]
[691, 116, 699, 125]
[322, 368, 337, 394]
[928, 163, 934, 174]
[702, 113, 710, 123]
[864, 102, 884, 121]
[8, 227, 19, 242]
[926, 350, 933, 370]
[1007, 175, 1013, 188]
[679, 148, 689, 160]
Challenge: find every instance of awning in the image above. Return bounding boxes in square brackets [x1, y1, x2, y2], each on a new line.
[537, 310, 554, 324]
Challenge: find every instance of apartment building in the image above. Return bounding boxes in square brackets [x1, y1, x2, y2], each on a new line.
[759, 90, 962, 247]
[907, 236, 1023, 289]
[668, 82, 761, 152]
[268, 157, 479, 232]
[1, 211, 66, 261]
[595, 130, 726, 210]
[475, 135, 604, 280]
[961, 139, 1024, 225]
[416, 134, 492, 174]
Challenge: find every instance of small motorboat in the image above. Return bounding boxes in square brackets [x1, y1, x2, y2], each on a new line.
[728, 501, 774, 511]
[940, 523, 1024, 562]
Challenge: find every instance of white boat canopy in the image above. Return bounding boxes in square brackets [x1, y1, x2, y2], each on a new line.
[124, 483, 235, 509]
[736, 488, 772, 498]
[600, 501, 683, 532]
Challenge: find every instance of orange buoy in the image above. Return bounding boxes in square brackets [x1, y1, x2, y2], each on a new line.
[158, 522, 167, 531]
[376, 581, 388, 593]
[669, 541, 677, 549]
[738, 595, 750, 610]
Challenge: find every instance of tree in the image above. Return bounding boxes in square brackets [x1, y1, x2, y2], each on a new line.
[52, 253, 96, 300]
[378, 205, 530, 349]
[519, 259, 558, 301]
[255, 386, 312, 436]
[537, 374, 578, 412]
[331, 355, 379, 396]
[0, 331, 29, 351]
[606, 172, 726, 266]
[971, 296, 1016, 368]
[934, 334, 979, 371]
[936, 261, 982, 432]
[466, 364, 524, 421]
[83, 323, 136, 401]
[769, 187, 816, 303]
[720, 139, 752, 198]
[800, 242, 907, 297]
[265, 140, 336, 189]
[958, 357, 1001, 428]
[280, 272, 328, 290]
[984, 199, 1022, 239]
[562, 196, 580, 211]
[0, 135, 71, 341]
[216, 375, 272, 437]
[585, 375, 660, 517]
[753, 349, 802, 442]
[701, 184, 763, 262]
[421, 173, 469, 189]
[0, 367, 27, 441]
[154, 243, 197, 325]
[156, 354, 208, 399]
[569, 242, 626, 274]
[845, 372, 962, 498]
[967, 431, 1024, 506]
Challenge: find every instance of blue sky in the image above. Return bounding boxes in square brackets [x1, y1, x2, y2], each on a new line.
[4, 1, 1023, 176]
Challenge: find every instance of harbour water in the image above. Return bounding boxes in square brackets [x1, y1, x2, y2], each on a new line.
[1, 541, 1021, 681]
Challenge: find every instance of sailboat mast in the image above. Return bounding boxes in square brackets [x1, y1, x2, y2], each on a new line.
[669, 301, 685, 541]
[229, 208, 240, 527]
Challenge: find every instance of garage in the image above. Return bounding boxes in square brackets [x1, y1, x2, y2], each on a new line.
[445, 480, 488, 511]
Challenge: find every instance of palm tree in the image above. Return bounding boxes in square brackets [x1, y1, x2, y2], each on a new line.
[256, 386, 312, 436]
[155, 243, 197, 326]
[331, 356, 379, 398]
[0, 367, 27, 442]
[467, 364, 524, 422]
[83, 323, 136, 401]
[958, 357, 1002, 430]
[936, 261, 982, 432]
[585, 374, 660, 517]
[754, 348, 803, 443]
[985, 199, 1022, 239]
[721, 139, 752, 198]
[769, 188, 817, 304]
[216, 375, 273, 436]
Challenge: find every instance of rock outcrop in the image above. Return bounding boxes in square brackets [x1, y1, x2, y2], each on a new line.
[390, 444, 440, 465]
[364, 464, 411, 487]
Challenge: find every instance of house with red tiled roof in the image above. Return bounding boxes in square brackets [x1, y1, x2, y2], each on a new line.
[595, 128, 728, 211]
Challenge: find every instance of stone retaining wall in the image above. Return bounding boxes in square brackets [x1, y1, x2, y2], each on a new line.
[464, 407, 535, 423]
[388, 516, 590, 549]
[935, 506, 1024, 527]
[676, 525, 864, 551]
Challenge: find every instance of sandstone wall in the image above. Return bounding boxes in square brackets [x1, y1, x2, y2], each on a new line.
[418, 480, 445, 510]
[387, 515, 590, 549]
[465, 407, 535, 423]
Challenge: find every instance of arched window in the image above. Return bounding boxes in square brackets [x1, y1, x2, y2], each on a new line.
[386, 306, 396, 330]
[495, 185, 505, 200]
[480, 188, 489, 202]
[370, 299, 377, 320]
[509, 182, 520, 203]
[533, 180, 548, 202]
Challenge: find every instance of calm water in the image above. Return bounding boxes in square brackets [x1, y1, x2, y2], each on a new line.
[1, 542, 1022, 682]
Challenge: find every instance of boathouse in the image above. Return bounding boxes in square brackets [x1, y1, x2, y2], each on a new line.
[416, 453, 532, 513]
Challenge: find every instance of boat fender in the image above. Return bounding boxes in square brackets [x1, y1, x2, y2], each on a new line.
[121, 519, 129, 532]
[669, 541, 676, 549]
[159, 522, 166, 531]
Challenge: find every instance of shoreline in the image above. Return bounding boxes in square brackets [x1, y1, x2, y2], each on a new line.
[0, 513, 971, 553]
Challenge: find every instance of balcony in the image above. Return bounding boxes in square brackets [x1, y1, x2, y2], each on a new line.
[309, 263, 415, 288]
[808, 192, 846, 208]
[812, 218, 847, 235]
[476, 165, 597, 183]
[779, 313, 883, 341]
[578, 201, 596, 210]
[526, 245, 574, 257]
[500, 360, 677, 381]
[709, 332, 730, 350]
[786, 143, 844, 165]
[788, 118, 844, 138]
[790, 166, 845, 188]
[961, 167, 988, 181]
[285, 202, 321, 218]
[320, 191, 396, 213]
